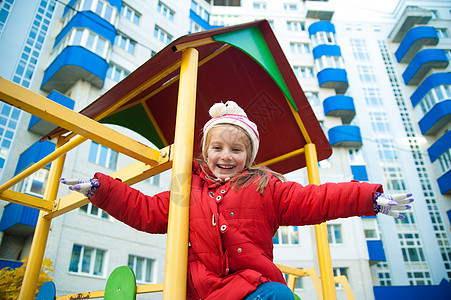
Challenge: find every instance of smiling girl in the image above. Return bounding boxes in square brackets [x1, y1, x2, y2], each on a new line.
[62, 101, 413, 300]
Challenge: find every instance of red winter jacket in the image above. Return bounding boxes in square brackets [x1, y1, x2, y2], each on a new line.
[89, 161, 381, 299]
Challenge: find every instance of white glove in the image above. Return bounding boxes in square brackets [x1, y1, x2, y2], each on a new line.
[60, 178, 99, 198]
[373, 192, 413, 220]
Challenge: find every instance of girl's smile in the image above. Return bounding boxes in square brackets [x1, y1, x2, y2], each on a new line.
[206, 125, 249, 180]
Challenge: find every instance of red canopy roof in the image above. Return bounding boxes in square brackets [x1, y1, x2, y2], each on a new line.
[44, 20, 332, 174]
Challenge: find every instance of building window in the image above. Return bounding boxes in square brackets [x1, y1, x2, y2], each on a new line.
[395, 211, 416, 225]
[327, 224, 343, 244]
[287, 21, 305, 31]
[189, 20, 202, 33]
[0, 103, 20, 172]
[437, 149, 451, 174]
[154, 25, 172, 45]
[290, 42, 310, 54]
[211, 14, 240, 26]
[357, 65, 376, 82]
[350, 39, 369, 61]
[348, 148, 365, 165]
[80, 203, 109, 219]
[283, 272, 303, 289]
[369, 111, 390, 134]
[55, 28, 110, 59]
[16, 168, 49, 197]
[128, 255, 156, 283]
[383, 167, 406, 193]
[311, 31, 335, 46]
[191, 0, 210, 22]
[273, 226, 299, 245]
[121, 3, 140, 24]
[376, 138, 398, 161]
[284, 3, 297, 11]
[115, 34, 136, 54]
[107, 63, 130, 82]
[363, 87, 383, 106]
[88, 141, 118, 170]
[293, 66, 314, 78]
[158, 1, 174, 21]
[333, 268, 348, 288]
[69, 244, 106, 276]
[0, 0, 15, 36]
[375, 262, 392, 286]
[316, 56, 344, 70]
[305, 91, 320, 106]
[419, 85, 451, 114]
[253, 2, 267, 9]
[362, 218, 380, 240]
[11, 0, 55, 88]
[79, 0, 116, 23]
[398, 233, 432, 285]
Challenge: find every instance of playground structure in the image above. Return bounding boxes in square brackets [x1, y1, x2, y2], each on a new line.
[0, 20, 353, 299]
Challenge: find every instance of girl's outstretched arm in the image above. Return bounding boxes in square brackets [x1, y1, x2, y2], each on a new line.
[61, 173, 170, 234]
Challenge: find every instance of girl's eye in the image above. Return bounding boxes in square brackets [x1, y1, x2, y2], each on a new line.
[213, 146, 221, 150]
[233, 148, 242, 152]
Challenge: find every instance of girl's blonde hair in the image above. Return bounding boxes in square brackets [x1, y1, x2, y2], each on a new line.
[201, 123, 286, 195]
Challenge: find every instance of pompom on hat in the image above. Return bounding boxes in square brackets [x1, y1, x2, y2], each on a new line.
[203, 101, 260, 164]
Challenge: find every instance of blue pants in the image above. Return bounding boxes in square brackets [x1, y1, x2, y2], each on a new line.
[243, 282, 296, 300]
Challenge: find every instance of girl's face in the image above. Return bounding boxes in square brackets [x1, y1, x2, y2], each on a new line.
[206, 125, 249, 180]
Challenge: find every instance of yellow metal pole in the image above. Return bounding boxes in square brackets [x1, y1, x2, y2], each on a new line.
[18, 137, 66, 300]
[163, 47, 198, 300]
[0, 135, 86, 193]
[304, 143, 337, 300]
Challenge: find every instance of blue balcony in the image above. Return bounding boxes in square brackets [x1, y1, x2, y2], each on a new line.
[389, 6, 433, 43]
[418, 100, 451, 135]
[15, 140, 56, 175]
[0, 203, 39, 236]
[427, 131, 451, 162]
[367, 240, 386, 262]
[410, 73, 451, 108]
[328, 125, 362, 147]
[28, 91, 75, 135]
[55, 11, 116, 47]
[437, 170, 451, 194]
[41, 46, 108, 93]
[317, 68, 349, 94]
[308, 21, 335, 37]
[427, 131, 451, 194]
[395, 26, 439, 63]
[351, 165, 368, 181]
[323, 95, 355, 124]
[402, 49, 449, 85]
[312, 44, 341, 60]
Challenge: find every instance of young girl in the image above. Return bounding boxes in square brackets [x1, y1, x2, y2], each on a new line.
[62, 101, 413, 300]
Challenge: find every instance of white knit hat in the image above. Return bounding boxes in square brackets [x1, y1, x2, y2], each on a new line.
[203, 101, 260, 164]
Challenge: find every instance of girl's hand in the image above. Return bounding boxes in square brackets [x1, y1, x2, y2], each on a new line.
[60, 178, 99, 198]
[373, 192, 414, 220]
